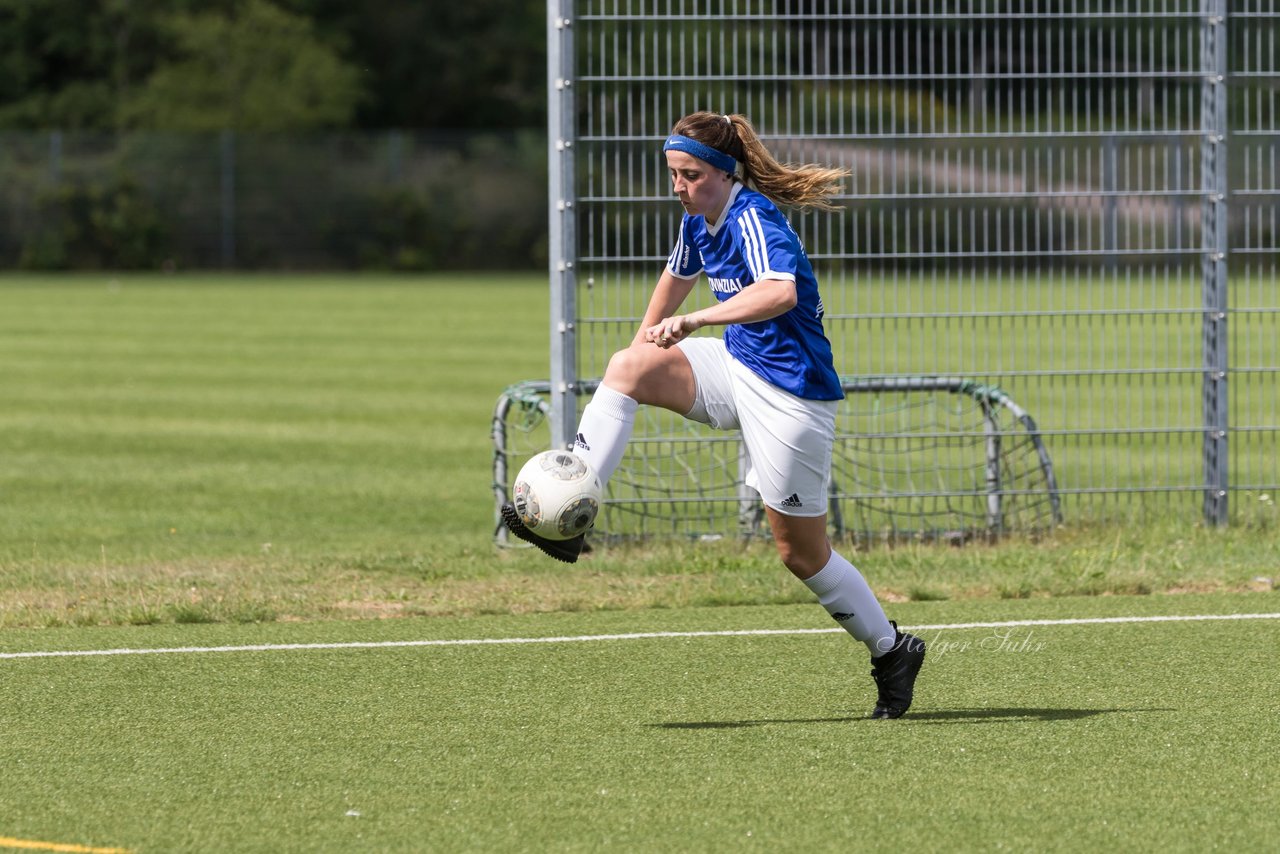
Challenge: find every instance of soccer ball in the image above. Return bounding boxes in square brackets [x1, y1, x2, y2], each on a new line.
[512, 450, 602, 541]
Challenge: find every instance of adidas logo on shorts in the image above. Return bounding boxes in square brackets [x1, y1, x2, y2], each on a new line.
[780, 493, 803, 508]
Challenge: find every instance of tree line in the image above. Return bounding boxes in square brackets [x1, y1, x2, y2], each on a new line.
[2, 1, 1214, 133]
[0, 0, 546, 131]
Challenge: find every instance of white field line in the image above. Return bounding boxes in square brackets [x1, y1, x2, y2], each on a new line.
[1, 612, 1279, 661]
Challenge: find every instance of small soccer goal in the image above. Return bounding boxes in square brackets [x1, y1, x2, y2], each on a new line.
[493, 376, 1062, 546]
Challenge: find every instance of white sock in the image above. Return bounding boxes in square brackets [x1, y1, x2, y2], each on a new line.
[803, 550, 897, 657]
[571, 384, 637, 487]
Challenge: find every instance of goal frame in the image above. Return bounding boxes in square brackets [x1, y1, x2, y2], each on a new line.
[492, 375, 1062, 546]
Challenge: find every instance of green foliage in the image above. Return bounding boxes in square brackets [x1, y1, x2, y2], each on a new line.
[320, 131, 548, 270]
[121, 0, 362, 131]
[19, 175, 170, 269]
[343, 188, 454, 271]
[0, 0, 129, 128]
[0, 130, 548, 269]
[0, 0, 206, 129]
[0, 4, 1269, 135]
[298, 0, 547, 128]
[0, 0, 542, 131]
[0, 81, 118, 130]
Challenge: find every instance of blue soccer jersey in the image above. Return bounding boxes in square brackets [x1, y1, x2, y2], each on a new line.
[666, 182, 845, 401]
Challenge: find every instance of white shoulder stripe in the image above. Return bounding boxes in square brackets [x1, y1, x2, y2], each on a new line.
[739, 209, 759, 279]
[737, 207, 770, 281]
[750, 208, 771, 279]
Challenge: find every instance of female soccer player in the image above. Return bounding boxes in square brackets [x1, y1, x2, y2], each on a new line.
[503, 111, 924, 719]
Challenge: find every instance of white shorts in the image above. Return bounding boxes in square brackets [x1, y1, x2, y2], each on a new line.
[677, 337, 838, 517]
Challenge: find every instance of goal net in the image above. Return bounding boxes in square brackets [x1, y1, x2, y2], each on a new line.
[493, 376, 1061, 546]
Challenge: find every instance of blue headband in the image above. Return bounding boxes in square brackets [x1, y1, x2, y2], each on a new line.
[663, 134, 738, 175]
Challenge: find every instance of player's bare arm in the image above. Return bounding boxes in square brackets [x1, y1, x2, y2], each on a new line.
[647, 277, 797, 349]
[633, 269, 697, 346]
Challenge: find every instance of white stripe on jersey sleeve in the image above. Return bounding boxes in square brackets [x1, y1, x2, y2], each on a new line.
[666, 232, 701, 280]
[737, 207, 769, 281]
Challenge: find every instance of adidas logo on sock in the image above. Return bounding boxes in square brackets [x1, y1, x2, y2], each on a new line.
[780, 493, 803, 508]
[830, 612, 857, 622]
[574, 432, 591, 451]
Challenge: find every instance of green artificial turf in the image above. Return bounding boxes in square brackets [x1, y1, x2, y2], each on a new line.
[0, 592, 1275, 852]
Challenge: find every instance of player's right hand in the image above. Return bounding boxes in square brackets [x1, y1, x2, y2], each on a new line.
[645, 313, 702, 348]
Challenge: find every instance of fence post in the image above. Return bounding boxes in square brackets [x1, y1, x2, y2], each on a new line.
[387, 130, 404, 184]
[1103, 133, 1118, 272]
[220, 129, 237, 269]
[1200, 0, 1229, 525]
[547, 0, 578, 452]
[48, 131, 62, 184]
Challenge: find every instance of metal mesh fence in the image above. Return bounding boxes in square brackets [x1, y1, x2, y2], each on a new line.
[0, 130, 546, 270]
[537, 0, 1280, 539]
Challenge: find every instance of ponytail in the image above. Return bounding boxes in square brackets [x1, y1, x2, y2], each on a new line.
[670, 111, 848, 211]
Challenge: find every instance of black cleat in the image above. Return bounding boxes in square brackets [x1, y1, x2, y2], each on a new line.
[870, 621, 926, 719]
[500, 502, 585, 564]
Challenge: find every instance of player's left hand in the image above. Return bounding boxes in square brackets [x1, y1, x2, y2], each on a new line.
[646, 314, 701, 348]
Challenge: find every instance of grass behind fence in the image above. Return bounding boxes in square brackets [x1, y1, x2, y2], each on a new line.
[582, 267, 1278, 505]
[0, 273, 1275, 628]
[1, 274, 546, 563]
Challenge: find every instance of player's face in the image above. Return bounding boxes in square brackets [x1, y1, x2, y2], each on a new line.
[666, 151, 733, 223]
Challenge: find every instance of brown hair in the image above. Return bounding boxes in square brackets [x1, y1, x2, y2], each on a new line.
[671, 111, 848, 211]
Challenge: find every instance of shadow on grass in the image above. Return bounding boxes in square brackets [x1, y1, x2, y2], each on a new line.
[652, 707, 1173, 729]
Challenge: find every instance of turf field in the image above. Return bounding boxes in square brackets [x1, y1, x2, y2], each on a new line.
[0, 274, 1276, 851]
[0, 592, 1276, 852]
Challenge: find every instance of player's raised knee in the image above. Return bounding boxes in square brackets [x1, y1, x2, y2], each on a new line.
[602, 343, 659, 393]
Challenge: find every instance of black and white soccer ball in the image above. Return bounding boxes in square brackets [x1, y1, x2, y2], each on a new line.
[512, 450, 602, 541]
